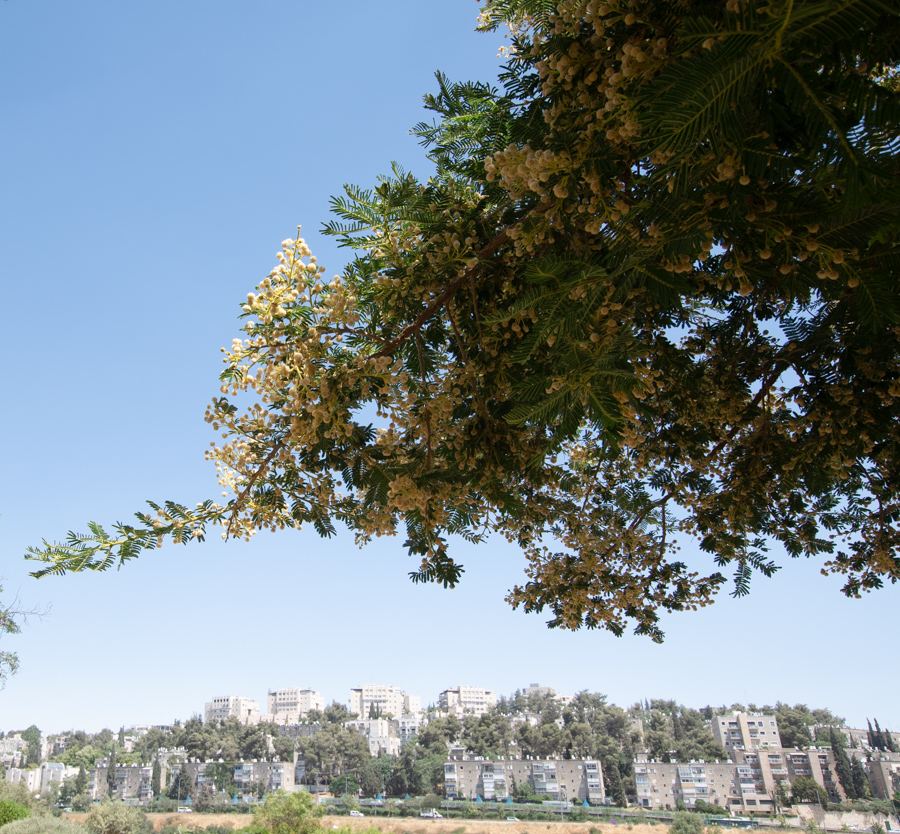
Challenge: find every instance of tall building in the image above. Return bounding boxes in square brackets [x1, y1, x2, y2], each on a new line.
[439, 686, 497, 717]
[204, 695, 260, 725]
[266, 688, 325, 722]
[712, 711, 782, 751]
[349, 684, 418, 719]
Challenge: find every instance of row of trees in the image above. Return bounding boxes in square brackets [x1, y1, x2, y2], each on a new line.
[867, 719, 898, 753]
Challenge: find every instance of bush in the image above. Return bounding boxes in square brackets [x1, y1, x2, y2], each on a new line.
[0, 820, 87, 833]
[252, 790, 321, 834]
[671, 811, 706, 834]
[84, 803, 152, 834]
[0, 801, 30, 827]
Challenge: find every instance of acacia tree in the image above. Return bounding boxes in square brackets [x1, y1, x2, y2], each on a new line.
[0, 586, 21, 687]
[27, 0, 900, 640]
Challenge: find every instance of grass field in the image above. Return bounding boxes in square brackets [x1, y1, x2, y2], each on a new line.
[64, 812, 668, 833]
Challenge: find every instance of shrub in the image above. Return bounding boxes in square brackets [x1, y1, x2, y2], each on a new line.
[252, 790, 321, 834]
[0, 820, 87, 834]
[84, 803, 152, 834]
[671, 811, 706, 834]
[0, 801, 30, 827]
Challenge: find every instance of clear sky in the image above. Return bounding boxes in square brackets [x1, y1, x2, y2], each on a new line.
[0, 1, 896, 737]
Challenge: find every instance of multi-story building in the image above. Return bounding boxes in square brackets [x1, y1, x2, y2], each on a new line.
[5, 767, 43, 794]
[266, 688, 325, 723]
[349, 684, 418, 719]
[91, 763, 155, 802]
[346, 718, 402, 757]
[439, 686, 497, 718]
[204, 695, 260, 725]
[866, 752, 900, 800]
[396, 712, 425, 743]
[166, 760, 294, 800]
[712, 712, 782, 752]
[0, 734, 27, 767]
[444, 757, 605, 804]
[832, 727, 900, 753]
[634, 761, 737, 811]
[633, 746, 851, 813]
[232, 760, 294, 795]
[634, 759, 776, 812]
[732, 747, 844, 804]
[5, 762, 80, 796]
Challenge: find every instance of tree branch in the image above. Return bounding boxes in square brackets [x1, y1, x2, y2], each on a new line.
[371, 201, 553, 359]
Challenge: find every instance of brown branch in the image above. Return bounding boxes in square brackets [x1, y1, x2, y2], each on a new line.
[446, 301, 496, 446]
[371, 201, 554, 359]
[415, 331, 434, 470]
[468, 274, 486, 349]
[225, 440, 286, 537]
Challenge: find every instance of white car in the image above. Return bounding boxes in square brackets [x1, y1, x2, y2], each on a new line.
[349, 810, 365, 817]
[420, 810, 443, 818]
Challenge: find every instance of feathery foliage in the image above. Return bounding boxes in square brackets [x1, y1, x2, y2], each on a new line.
[28, 0, 900, 640]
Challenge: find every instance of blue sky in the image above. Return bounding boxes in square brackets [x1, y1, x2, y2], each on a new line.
[0, 1, 896, 736]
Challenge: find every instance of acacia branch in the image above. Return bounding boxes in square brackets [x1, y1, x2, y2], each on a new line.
[371, 201, 553, 359]
[225, 440, 286, 537]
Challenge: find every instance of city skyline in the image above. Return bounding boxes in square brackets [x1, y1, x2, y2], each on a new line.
[1, 1, 897, 736]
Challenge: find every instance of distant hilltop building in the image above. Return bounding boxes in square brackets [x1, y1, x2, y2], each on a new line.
[204, 695, 260, 725]
[439, 686, 497, 717]
[266, 688, 325, 723]
[712, 711, 782, 751]
[522, 683, 574, 707]
[350, 684, 420, 719]
[524, 683, 556, 699]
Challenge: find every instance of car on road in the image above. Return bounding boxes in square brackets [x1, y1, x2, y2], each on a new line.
[349, 811, 365, 817]
[507, 817, 520, 822]
[420, 810, 443, 818]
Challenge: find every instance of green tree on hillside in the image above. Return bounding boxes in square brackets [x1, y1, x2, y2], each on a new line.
[830, 728, 856, 799]
[106, 747, 117, 799]
[850, 755, 870, 799]
[791, 776, 829, 809]
[150, 760, 160, 799]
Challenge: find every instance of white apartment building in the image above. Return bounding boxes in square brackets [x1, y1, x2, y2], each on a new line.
[204, 695, 260, 725]
[5, 763, 77, 795]
[712, 711, 782, 751]
[346, 718, 403, 757]
[439, 686, 498, 717]
[397, 712, 426, 743]
[350, 684, 418, 719]
[266, 687, 325, 722]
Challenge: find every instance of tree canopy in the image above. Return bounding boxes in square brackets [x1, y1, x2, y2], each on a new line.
[27, 0, 900, 640]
